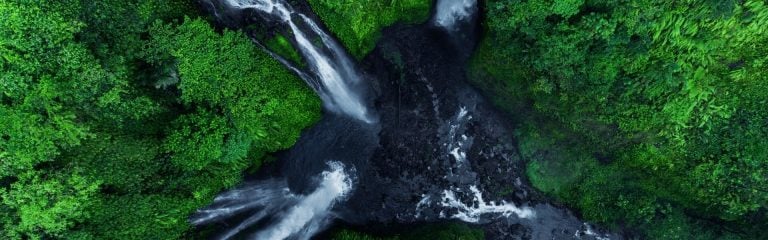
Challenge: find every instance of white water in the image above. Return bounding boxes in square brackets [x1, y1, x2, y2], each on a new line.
[416, 106, 536, 223]
[447, 106, 471, 166]
[576, 223, 612, 240]
[253, 162, 352, 240]
[439, 186, 534, 222]
[222, 0, 373, 123]
[190, 161, 353, 240]
[433, 0, 477, 30]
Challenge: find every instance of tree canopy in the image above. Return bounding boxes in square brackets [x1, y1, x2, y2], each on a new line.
[307, 0, 432, 58]
[3, 0, 767, 239]
[0, 0, 320, 238]
[471, 0, 768, 238]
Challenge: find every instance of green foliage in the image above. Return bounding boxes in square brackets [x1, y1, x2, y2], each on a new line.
[400, 223, 484, 240]
[1, 0, 93, 178]
[1, 171, 99, 239]
[332, 223, 484, 240]
[0, 0, 321, 239]
[65, 134, 162, 193]
[334, 229, 385, 240]
[473, 0, 768, 238]
[513, 108, 604, 204]
[165, 109, 229, 171]
[5, 0, 766, 239]
[266, 34, 305, 67]
[150, 18, 322, 153]
[307, 0, 432, 58]
[82, 194, 200, 240]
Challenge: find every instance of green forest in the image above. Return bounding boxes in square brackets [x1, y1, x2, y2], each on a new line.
[1, 0, 767, 239]
[0, 0, 320, 238]
[470, 0, 768, 239]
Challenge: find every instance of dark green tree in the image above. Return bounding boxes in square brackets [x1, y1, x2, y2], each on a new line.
[1, 1, 320, 239]
[471, 0, 768, 238]
[307, 0, 432, 58]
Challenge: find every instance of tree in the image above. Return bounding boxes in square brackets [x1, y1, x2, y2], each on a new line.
[307, 0, 432, 58]
[1, 1, 321, 238]
[472, 0, 768, 238]
[1, 170, 99, 239]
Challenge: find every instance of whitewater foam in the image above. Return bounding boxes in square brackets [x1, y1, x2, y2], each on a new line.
[433, 0, 477, 30]
[253, 162, 352, 240]
[190, 161, 353, 239]
[439, 186, 534, 222]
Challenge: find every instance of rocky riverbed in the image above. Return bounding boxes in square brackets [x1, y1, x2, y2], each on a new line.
[197, 0, 622, 239]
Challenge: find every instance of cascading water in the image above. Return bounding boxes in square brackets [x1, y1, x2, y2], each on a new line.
[253, 161, 352, 240]
[433, 0, 478, 30]
[217, 0, 374, 124]
[191, 162, 353, 239]
[195, 0, 623, 238]
[192, 0, 376, 238]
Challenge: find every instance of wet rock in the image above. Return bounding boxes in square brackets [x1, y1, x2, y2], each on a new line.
[336, 15, 620, 240]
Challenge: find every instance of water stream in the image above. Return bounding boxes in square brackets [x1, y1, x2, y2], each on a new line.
[193, 0, 621, 239]
[215, 0, 375, 124]
[191, 162, 353, 239]
[433, 0, 478, 30]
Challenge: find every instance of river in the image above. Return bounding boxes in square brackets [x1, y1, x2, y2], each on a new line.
[191, 0, 622, 239]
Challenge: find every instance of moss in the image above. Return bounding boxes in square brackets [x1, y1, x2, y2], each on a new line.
[467, 37, 531, 115]
[518, 122, 597, 199]
[265, 34, 305, 68]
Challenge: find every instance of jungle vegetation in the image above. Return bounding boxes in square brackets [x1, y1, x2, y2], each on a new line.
[2, 0, 767, 239]
[470, 0, 768, 239]
[306, 0, 433, 58]
[0, 0, 320, 238]
[331, 223, 484, 240]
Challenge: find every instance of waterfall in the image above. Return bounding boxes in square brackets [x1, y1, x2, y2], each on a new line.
[195, 0, 620, 238]
[190, 161, 353, 239]
[194, 1, 373, 238]
[220, 0, 374, 123]
[432, 0, 477, 30]
[418, 106, 535, 223]
[253, 162, 352, 240]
